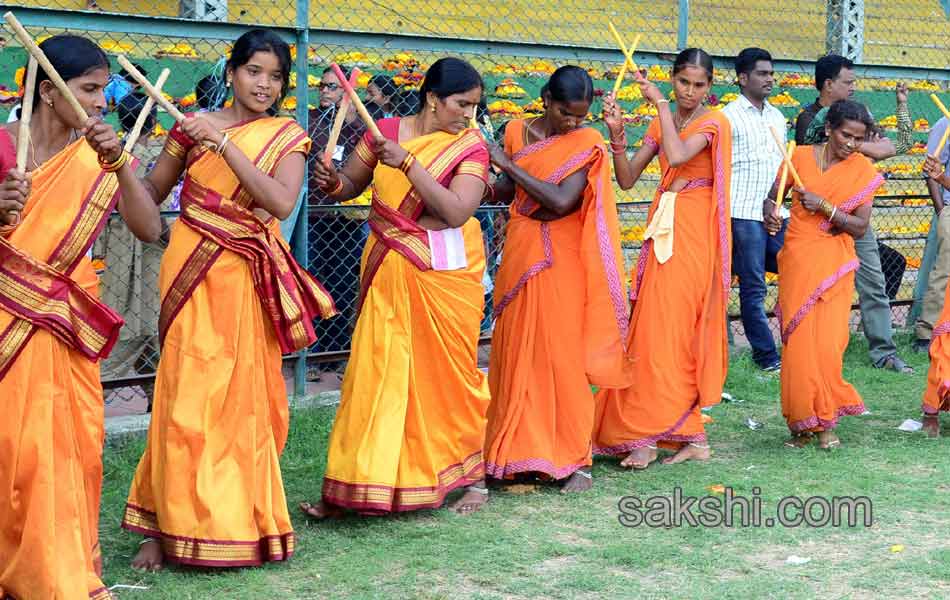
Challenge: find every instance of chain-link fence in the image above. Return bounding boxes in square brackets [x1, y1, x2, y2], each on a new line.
[2, 1, 949, 408]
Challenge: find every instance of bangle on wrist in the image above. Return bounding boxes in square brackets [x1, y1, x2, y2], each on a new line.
[215, 133, 230, 156]
[99, 151, 129, 173]
[656, 99, 670, 106]
[400, 152, 416, 174]
[829, 205, 837, 222]
[327, 178, 344, 196]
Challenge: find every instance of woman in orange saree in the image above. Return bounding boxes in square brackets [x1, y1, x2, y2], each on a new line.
[484, 66, 628, 493]
[594, 48, 732, 468]
[765, 100, 881, 450]
[0, 35, 160, 600]
[122, 30, 335, 571]
[300, 58, 492, 518]
[920, 153, 950, 438]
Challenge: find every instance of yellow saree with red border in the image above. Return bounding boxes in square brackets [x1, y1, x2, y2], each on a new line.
[122, 116, 333, 567]
[0, 135, 121, 600]
[321, 118, 491, 513]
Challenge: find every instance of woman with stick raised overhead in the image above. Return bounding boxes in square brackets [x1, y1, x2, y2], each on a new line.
[595, 48, 732, 469]
[0, 32, 160, 599]
[299, 57, 493, 518]
[120, 29, 336, 571]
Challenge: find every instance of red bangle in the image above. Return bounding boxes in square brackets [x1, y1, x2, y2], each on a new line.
[327, 178, 344, 196]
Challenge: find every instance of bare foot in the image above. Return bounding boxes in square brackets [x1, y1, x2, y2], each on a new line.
[131, 538, 164, 572]
[923, 415, 940, 438]
[450, 484, 488, 515]
[661, 443, 711, 465]
[817, 431, 840, 450]
[299, 500, 344, 520]
[620, 446, 658, 469]
[560, 468, 592, 494]
[784, 433, 814, 449]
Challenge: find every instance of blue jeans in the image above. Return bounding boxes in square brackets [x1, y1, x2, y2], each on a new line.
[732, 218, 786, 368]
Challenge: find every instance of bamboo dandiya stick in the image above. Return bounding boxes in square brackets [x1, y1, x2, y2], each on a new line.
[773, 141, 792, 221]
[3, 12, 87, 123]
[329, 63, 383, 141]
[324, 67, 360, 166]
[117, 55, 186, 123]
[768, 125, 804, 188]
[930, 94, 950, 156]
[15, 56, 37, 173]
[124, 68, 169, 152]
[612, 34, 642, 95]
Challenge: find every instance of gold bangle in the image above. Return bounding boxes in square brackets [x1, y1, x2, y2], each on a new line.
[216, 133, 230, 156]
[99, 151, 129, 173]
[400, 152, 416, 174]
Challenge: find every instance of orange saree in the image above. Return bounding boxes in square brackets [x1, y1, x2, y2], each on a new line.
[484, 120, 628, 480]
[593, 112, 732, 454]
[0, 135, 122, 600]
[778, 146, 882, 432]
[923, 281, 950, 415]
[321, 118, 491, 513]
[122, 116, 335, 566]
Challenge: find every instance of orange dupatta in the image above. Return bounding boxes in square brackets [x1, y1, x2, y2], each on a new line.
[492, 121, 629, 386]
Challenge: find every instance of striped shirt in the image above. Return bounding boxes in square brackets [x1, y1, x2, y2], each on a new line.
[722, 94, 789, 221]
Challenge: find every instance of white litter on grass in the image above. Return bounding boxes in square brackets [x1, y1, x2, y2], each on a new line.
[745, 465, 757, 471]
[721, 392, 744, 403]
[109, 584, 150, 591]
[785, 555, 811, 565]
[861, 410, 872, 416]
[746, 418, 763, 430]
[897, 419, 923, 432]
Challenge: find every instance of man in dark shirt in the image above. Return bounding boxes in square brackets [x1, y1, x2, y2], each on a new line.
[792, 55, 913, 373]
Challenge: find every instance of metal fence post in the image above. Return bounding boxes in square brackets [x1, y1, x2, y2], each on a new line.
[825, 0, 865, 62]
[292, 0, 311, 401]
[677, 0, 689, 50]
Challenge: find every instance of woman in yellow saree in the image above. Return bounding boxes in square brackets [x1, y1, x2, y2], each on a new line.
[0, 35, 160, 600]
[300, 57, 492, 518]
[122, 30, 335, 571]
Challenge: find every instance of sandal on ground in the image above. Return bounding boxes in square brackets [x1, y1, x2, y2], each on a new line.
[876, 354, 914, 374]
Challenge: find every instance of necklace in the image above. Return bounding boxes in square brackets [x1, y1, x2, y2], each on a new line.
[674, 104, 702, 131]
[28, 125, 76, 170]
[818, 142, 831, 172]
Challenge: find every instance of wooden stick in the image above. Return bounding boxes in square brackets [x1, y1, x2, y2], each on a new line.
[769, 125, 804, 188]
[330, 63, 383, 141]
[123, 68, 169, 152]
[117, 55, 186, 123]
[15, 56, 37, 172]
[324, 67, 360, 166]
[773, 141, 792, 220]
[608, 23, 640, 71]
[931, 93, 950, 120]
[3, 12, 87, 123]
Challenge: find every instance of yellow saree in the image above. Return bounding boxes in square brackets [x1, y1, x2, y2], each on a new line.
[321, 118, 491, 513]
[0, 135, 120, 600]
[122, 116, 333, 566]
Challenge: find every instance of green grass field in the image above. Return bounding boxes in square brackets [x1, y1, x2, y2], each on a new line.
[99, 334, 950, 599]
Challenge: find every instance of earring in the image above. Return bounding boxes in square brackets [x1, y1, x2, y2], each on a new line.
[226, 79, 232, 88]
[430, 103, 436, 113]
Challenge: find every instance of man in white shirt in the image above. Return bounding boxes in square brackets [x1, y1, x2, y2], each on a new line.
[722, 48, 788, 372]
